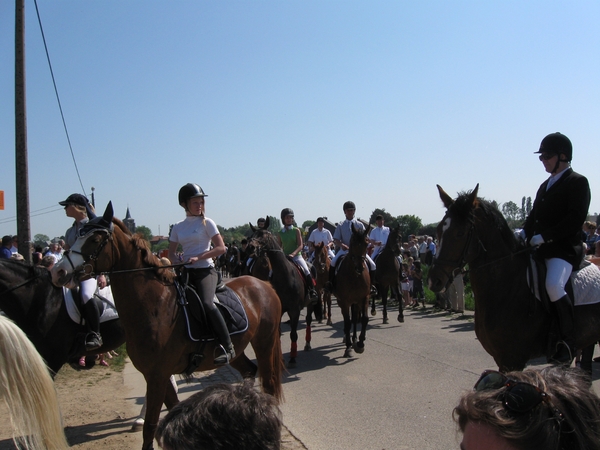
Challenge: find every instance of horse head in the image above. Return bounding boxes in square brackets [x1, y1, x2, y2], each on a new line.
[385, 224, 403, 256]
[51, 202, 115, 287]
[348, 224, 370, 274]
[313, 242, 330, 275]
[249, 216, 270, 233]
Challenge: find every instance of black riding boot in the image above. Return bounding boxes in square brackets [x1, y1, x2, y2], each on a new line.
[207, 308, 235, 365]
[369, 270, 378, 297]
[304, 272, 318, 304]
[550, 295, 576, 365]
[83, 300, 103, 351]
[324, 265, 335, 293]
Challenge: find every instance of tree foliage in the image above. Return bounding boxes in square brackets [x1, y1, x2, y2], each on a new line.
[135, 225, 153, 242]
[33, 234, 50, 247]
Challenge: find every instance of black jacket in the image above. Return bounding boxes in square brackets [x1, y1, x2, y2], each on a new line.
[523, 168, 590, 267]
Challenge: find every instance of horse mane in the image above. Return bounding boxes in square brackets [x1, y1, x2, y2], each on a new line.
[453, 190, 520, 252]
[112, 218, 175, 283]
[0, 315, 69, 449]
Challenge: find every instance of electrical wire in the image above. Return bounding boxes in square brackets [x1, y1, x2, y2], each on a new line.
[33, 0, 87, 197]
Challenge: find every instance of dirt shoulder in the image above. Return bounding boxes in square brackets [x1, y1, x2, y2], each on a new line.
[0, 361, 305, 449]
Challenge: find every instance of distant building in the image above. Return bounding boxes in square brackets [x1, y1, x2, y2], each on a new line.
[123, 207, 136, 234]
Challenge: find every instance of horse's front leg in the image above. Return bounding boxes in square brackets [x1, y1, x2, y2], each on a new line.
[304, 304, 313, 351]
[395, 282, 404, 323]
[141, 374, 169, 450]
[381, 284, 389, 324]
[354, 299, 369, 354]
[287, 310, 300, 368]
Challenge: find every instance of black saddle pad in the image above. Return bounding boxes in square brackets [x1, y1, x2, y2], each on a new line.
[181, 283, 249, 342]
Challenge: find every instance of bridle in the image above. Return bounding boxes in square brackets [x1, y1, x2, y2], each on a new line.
[61, 228, 114, 279]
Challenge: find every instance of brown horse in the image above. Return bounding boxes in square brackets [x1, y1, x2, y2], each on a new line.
[313, 242, 333, 326]
[249, 226, 321, 366]
[428, 185, 600, 372]
[335, 224, 371, 358]
[51, 203, 284, 450]
[372, 224, 404, 324]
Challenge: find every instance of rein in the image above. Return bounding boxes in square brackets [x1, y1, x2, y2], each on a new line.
[0, 272, 43, 296]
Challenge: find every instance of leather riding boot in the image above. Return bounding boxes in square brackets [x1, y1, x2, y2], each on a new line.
[305, 273, 318, 304]
[207, 308, 235, 365]
[369, 271, 378, 297]
[550, 295, 576, 365]
[83, 300, 103, 351]
[324, 265, 335, 293]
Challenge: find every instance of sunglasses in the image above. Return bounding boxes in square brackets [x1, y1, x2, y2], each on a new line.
[474, 370, 563, 418]
[538, 153, 556, 161]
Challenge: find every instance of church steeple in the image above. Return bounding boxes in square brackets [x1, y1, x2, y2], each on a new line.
[123, 206, 136, 234]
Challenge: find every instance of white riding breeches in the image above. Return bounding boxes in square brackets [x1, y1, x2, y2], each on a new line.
[545, 258, 572, 302]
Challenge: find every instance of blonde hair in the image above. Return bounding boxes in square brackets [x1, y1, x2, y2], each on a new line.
[0, 315, 69, 449]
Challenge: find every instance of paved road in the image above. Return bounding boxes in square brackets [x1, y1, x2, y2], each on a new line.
[125, 302, 600, 449]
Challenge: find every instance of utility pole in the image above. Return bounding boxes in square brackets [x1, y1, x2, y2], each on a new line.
[15, 0, 32, 264]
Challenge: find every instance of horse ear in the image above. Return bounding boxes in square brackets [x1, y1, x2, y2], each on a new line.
[437, 185, 454, 209]
[468, 184, 480, 206]
[249, 223, 256, 233]
[264, 216, 270, 229]
[102, 202, 114, 224]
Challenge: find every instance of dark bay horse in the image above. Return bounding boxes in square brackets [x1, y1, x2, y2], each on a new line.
[428, 184, 600, 372]
[313, 242, 332, 326]
[51, 203, 284, 450]
[372, 224, 404, 324]
[0, 259, 124, 375]
[249, 227, 320, 366]
[335, 224, 371, 358]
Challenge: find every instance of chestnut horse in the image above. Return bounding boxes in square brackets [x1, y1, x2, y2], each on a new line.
[249, 226, 321, 366]
[428, 185, 600, 372]
[372, 224, 404, 324]
[313, 242, 333, 326]
[51, 203, 284, 450]
[335, 224, 371, 358]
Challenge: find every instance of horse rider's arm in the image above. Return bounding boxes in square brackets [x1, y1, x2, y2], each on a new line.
[204, 234, 227, 261]
[291, 228, 303, 257]
[168, 240, 179, 265]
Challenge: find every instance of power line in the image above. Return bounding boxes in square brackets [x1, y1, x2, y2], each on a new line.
[33, 0, 87, 197]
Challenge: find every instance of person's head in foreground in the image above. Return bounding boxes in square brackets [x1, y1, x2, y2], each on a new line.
[156, 379, 282, 450]
[454, 366, 600, 450]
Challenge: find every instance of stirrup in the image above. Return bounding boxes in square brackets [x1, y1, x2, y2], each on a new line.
[549, 340, 574, 365]
[85, 332, 103, 351]
[214, 344, 235, 366]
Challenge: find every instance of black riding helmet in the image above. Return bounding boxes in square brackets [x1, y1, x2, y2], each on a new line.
[281, 208, 294, 222]
[534, 132, 572, 174]
[343, 201, 356, 211]
[178, 183, 207, 207]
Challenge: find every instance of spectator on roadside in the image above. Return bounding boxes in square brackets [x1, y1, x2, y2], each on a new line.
[0, 236, 12, 259]
[32, 251, 43, 265]
[455, 366, 600, 450]
[156, 380, 282, 450]
[425, 236, 436, 265]
[10, 235, 18, 254]
[418, 236, 428, 262]
[40, 255, 56, 270]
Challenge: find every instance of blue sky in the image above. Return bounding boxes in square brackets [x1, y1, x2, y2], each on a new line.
[1, 1, 599, 241]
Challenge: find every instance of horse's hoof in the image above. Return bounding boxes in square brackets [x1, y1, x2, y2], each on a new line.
[327, 320, 333, 326]
[304, 343, 311, 351]
[353, 342, 365, 354]
[397, 314, 404, 323]
[371, 309, 377, 316]
[131, 417, 144, 432]
[318, 320, 323, 324]
[383, 317, 389, 324]
[344, 348, 354, 358]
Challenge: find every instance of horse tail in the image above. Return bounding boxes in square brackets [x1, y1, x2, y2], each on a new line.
[266, 318, 285, 403]
[0, 315, 69, 450]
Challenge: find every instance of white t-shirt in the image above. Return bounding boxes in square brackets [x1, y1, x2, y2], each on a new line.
[169, 216, 219, 269]
[308, 228, 333, 246]
[369, 226, 389, 247]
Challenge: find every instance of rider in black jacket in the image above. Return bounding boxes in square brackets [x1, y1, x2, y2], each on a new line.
[523, 132, 591, 365]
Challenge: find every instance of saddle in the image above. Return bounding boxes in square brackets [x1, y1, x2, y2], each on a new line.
[175, 270, 248, 343]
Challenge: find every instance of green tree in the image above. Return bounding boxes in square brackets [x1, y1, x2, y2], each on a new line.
[369, 208, 396, 226]
[152, 240, 170, 254]
[301, 220, 315, 230]
[135, 225, 153, 242]
[33, 234, 50, 247]
[418, 223, 438, 238]
[501, 201, 519, 222]
[396, 214, 423, 239]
